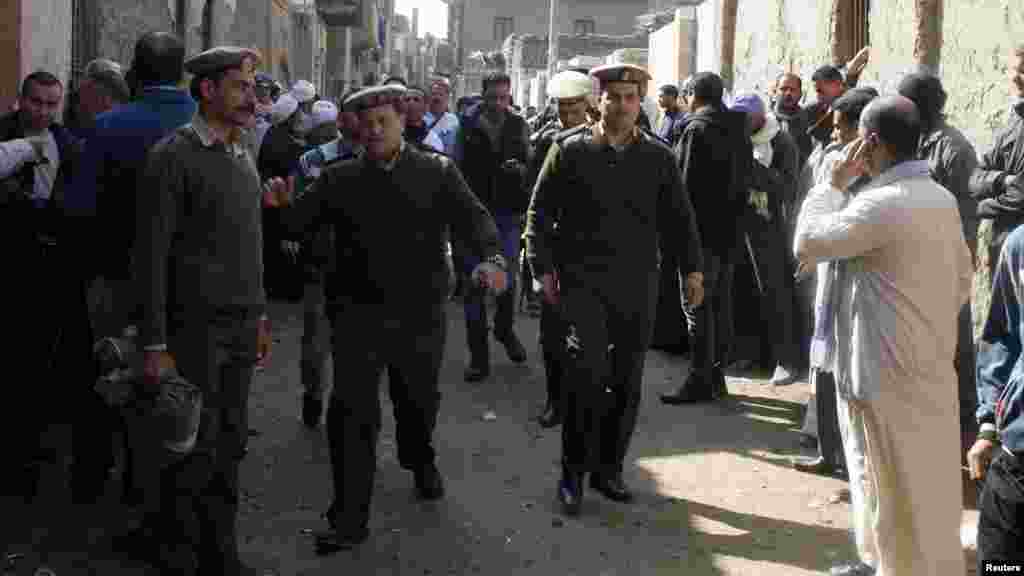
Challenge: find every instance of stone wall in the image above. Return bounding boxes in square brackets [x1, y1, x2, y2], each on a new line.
[22, 0, 73, 87]
[729, 0, 1023, 151]
[95, 0, 174, 69]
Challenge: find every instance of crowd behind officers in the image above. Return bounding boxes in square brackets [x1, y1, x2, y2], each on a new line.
[3, 27, 1024, 575]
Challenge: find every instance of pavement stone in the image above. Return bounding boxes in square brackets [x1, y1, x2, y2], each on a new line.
[2, 301, 978, 575]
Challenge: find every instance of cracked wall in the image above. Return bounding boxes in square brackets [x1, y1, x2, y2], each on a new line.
[731, 0, 1022, 152]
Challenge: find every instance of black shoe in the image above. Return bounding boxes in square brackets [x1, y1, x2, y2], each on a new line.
[313, 527, 369, 556]
[712, 365, 728, 399]
[791, 456, 837, 476]
[558, 472, 583, 516]
[414, 464, 445, 501]
[538, 405, 562, 428]
[589, 474, 633, 503]
[464, 364, 489, 382]
[495, 330, 527, 364]
[301, 395, 322, 429]
[660, 376, 714, 405]
[829, 562, 875, 576]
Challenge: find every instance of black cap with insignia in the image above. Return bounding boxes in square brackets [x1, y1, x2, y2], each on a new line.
[589, 63, 652, 96]
[184, 46, 262, 79]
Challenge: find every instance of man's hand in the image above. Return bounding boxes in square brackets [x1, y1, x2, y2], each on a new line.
[263, 175, 295, 207]
[685, 272, 704, 308]
[1005, 173, 1020, 192]
[846, 46, 871, 77]
[794, 260, 814, 283]
[831, 138, 871, 191]
[141, 350, 175, 388]
[25, 134, 49, 161]
[473, 263, 507, 294]
[540, 272, 559, 305]
[967, 437, 998, 480]
[257, 316, 272, 366]
[281, 239, 300, 262]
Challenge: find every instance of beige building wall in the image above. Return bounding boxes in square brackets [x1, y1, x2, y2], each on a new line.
[460, 0, 648, 59]
[729, 0, 1022, 152]
[96, 0, 175, 68]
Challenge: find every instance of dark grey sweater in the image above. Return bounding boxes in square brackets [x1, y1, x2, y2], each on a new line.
[136, 119, 265, 347]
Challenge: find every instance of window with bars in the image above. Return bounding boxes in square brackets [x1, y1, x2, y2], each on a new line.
[493, 17, 513, 43]
[573, 19, 595, 36]
[838, 0, 870, 63]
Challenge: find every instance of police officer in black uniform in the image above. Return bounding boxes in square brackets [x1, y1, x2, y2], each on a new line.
[525, 63, 704, 515]
[272, 84, 506, 553]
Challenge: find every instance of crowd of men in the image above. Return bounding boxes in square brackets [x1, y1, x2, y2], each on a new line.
[2, 23, 1023, 576]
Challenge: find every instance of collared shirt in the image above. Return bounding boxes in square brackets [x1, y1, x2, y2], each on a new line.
[657, 108, 685, 146]
[794, 160, 972, 403]
[424, 110, 459, 156]
[190, 112, 249, 158]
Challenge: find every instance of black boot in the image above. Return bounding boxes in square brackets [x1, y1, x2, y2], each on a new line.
[557, 467, 583, 516]
[660, 372, 714, 405]
[464, 318, 491, 382]
[301, 394, 322, 429]
[414, 463, 445, 501]
[589, 472, 633, 503]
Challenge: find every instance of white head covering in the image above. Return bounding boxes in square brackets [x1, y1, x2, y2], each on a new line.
[270, 93, 299, 124]
[547, 71, 592, 100]
[291, 80, 316, 103]
[311, 100, 339, 127]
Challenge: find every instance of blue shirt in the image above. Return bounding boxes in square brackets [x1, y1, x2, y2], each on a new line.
[977, 224, 1024, 453]
[656, 109, 686, 147]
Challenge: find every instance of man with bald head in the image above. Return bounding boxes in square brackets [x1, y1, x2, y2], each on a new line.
[795, 95, 971, 576]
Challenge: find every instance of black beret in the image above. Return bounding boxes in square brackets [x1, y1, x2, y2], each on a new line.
[184, 46, 261, 78]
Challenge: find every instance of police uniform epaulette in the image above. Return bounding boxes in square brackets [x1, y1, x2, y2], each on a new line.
[553, 124, 590, 145]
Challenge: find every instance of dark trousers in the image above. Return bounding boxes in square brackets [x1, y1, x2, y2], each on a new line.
[812, 369, 845, 469]
[153, 306, 259, 576]
[745, 219, 798, 368]
[977, 451, 1024, 573]
[461, 212, 521, 364]
[302, 278, 330, 401]
[683, 251, 734, 388]
[559, 269, 656, 476]
[325, 302, 446, 534]
[539, 298, 567, 408]
[4, 239, 103, 500]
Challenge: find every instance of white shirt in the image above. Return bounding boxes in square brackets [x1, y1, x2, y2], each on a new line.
[794, 161, 972, 404]
[0, 132, 59, 200]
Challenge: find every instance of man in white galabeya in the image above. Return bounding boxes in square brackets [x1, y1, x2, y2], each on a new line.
[794, 94, 971, 576]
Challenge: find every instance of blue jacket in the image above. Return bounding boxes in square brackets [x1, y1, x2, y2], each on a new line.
[73, 86, 196, 278]
[977, 223, 1024, 453]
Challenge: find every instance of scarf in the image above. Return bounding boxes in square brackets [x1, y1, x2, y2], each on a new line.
[751, 114, 780, 168]
[748, 114, 782, 220]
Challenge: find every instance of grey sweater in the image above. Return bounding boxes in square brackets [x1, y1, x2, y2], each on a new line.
[136, 117, 265, 348]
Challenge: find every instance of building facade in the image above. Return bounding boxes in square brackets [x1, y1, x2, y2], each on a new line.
[0, 0, 330, 112]
[712, 0, 1023, 151]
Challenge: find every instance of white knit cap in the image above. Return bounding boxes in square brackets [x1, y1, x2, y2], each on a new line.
[291, 79, 316, 103]
[270, 93, 299, 124]
[547, 70, 592, 100]
[311, 100, 339, 127]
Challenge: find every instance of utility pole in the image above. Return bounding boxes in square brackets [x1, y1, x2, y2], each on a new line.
[547, 0, 559, 79]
